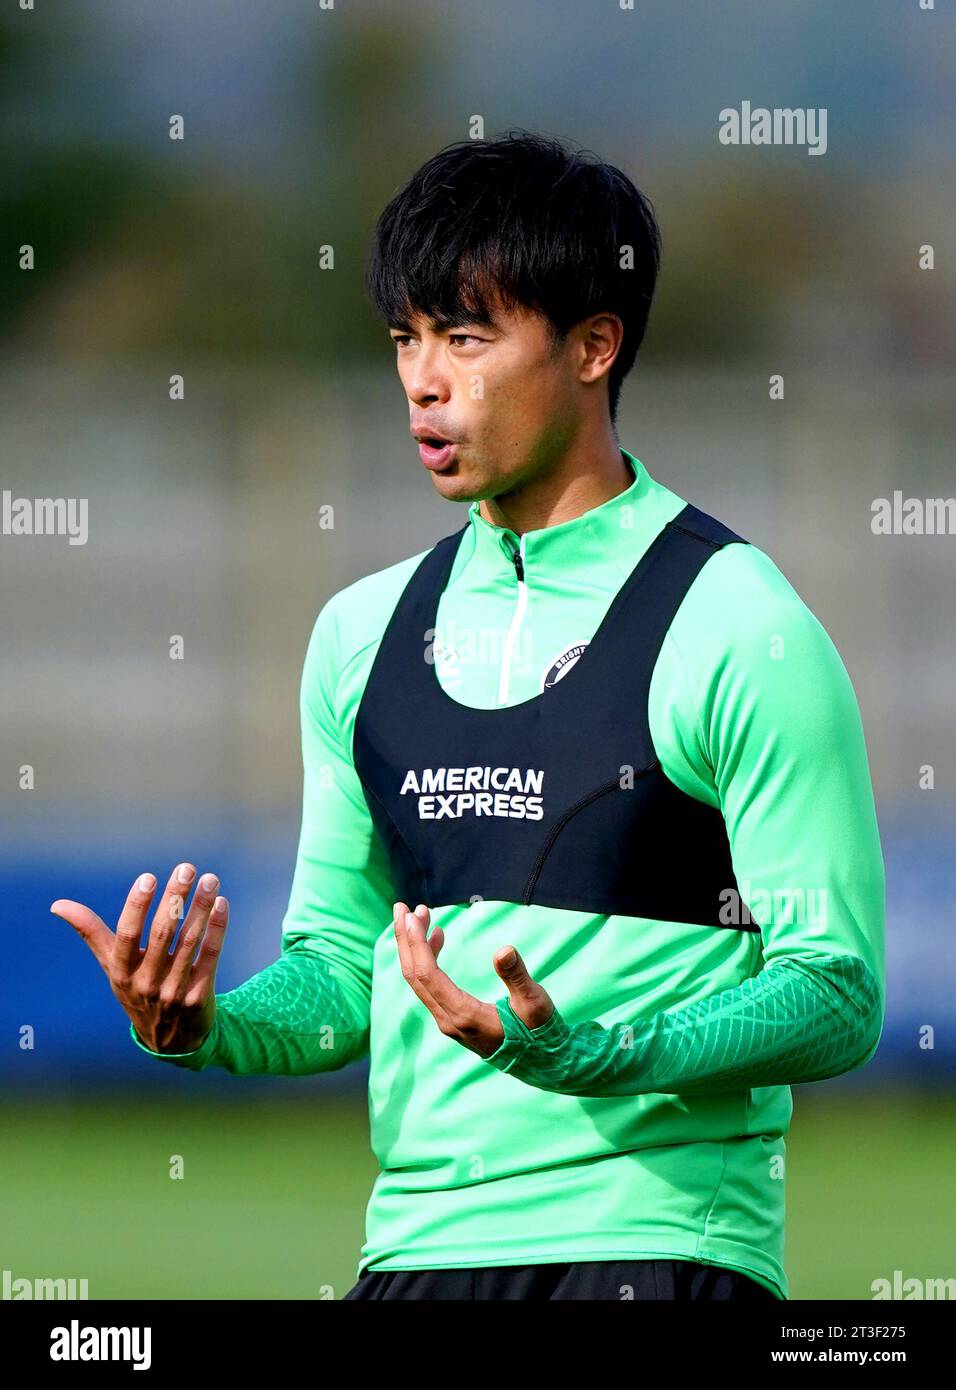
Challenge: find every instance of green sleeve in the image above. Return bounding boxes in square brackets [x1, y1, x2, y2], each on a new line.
[127, 948, 369, 1075]
[130, 593, 395, 1075]
[484, 544, 886, 1097]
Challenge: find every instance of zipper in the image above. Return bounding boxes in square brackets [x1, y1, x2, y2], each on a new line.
[497, 533, 528, 704]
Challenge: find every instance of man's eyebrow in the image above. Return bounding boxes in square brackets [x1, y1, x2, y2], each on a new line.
[388, 310, 496, 334]
[429, 311, 491, 333]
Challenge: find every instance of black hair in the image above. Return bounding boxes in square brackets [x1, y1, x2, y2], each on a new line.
[365, 130, 661, 425]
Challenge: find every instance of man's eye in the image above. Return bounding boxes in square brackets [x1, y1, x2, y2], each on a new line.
[391, 332, 479, 347]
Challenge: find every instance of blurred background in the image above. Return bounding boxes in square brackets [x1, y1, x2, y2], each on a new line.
[2, 0, 954, 1300]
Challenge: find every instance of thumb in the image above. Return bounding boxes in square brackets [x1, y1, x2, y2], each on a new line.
[50, 899, 113, 968]
[493, 945, 553, 1027]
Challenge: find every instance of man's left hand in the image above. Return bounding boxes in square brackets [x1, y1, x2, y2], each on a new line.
[392, 901, 555, 1058]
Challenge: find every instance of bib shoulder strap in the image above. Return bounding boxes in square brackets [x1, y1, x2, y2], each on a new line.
[668, 502, 747, 550]
[549, 502, 750, 741]
[366, 524, 469, 676]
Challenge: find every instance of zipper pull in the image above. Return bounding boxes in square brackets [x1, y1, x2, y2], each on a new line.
[505, 536, 525, 581]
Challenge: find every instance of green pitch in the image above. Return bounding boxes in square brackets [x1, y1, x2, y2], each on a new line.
[2, 1090, 953, 1300]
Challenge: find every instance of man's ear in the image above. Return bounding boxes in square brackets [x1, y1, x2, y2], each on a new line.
[580, 313, 624, 386]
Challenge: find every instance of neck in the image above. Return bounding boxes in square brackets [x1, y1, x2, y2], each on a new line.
[477, 423, 632, 535]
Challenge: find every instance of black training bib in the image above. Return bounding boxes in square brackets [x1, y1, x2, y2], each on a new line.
[352, 502, 755, 929]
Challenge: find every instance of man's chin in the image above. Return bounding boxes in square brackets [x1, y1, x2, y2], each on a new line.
[428, 465, 485, 504]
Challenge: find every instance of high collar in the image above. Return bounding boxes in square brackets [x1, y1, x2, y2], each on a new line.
[457, 449, 664, 584]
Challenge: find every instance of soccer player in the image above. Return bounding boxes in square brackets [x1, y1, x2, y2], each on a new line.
[52, 131, 885, 1302]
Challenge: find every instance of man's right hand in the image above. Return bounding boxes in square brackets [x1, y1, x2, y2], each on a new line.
[51, 863, 229, 1055]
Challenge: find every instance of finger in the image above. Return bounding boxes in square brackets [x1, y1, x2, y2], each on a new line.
[405, 902, 445, 961]
[493, 945, 554, 1028]
[49, 899, 113, 971]
[391, 900, 415, 986]
[183, 895, 230, 1005]
[402, 909, 476, 1022]
[493, 944, 536, 994]
[402, 911, 500, 1052]
[112, 872, 159, 978]
[165, 871, 220, 997]
[139, 863, 197, 986]
[393, 904, 452, 1025]
[410, 902, 444, 961]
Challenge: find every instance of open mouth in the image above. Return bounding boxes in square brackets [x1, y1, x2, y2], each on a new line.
[418, 438, 457, 470]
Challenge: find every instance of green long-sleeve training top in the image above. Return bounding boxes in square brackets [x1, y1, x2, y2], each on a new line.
[131, 451, 886, 1300]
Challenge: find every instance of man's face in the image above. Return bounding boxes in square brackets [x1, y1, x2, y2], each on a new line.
[390, 298, 583, 505]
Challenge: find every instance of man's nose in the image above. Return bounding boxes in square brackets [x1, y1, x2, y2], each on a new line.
[404, 343, 452, 406]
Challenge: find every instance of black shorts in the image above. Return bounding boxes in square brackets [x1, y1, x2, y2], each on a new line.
[343, 1258, 780, 1301]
